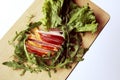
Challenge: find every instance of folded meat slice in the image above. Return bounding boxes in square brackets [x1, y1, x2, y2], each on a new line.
[39, 31, 64, 45]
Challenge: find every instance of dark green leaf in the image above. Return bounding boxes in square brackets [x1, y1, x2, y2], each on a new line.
[3, 60, 25, 70]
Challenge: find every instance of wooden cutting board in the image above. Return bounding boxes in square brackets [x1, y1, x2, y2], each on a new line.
[0, 0, 110, 80]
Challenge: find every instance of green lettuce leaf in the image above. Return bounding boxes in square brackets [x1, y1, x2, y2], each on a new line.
[67, 3, 98, 33]
[40, 0, 64, 30]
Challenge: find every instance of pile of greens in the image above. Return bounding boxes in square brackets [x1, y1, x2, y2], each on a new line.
[3, 0, 98, 77]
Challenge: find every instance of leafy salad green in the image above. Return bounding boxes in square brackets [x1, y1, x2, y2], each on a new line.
[3, 0, 98, 77]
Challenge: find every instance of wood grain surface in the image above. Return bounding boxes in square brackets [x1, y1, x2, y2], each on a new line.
[0, 0, 110, 80]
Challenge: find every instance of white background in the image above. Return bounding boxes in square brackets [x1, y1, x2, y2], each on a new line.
[0, 0, 120, 80]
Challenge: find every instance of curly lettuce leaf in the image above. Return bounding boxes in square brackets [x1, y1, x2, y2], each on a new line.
[67, 3, 98, 33]
[40, 0, 64, 30]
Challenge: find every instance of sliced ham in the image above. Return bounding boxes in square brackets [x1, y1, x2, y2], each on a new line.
[25, 28, 64, 56]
